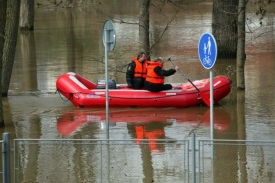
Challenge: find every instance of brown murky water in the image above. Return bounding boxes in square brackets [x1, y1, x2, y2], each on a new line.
[1, 1, 275, 182]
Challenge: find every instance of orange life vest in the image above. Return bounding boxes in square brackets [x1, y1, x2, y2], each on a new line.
[146, 62, 164, 84]
[132, 58, 147, 79]
[135, 126, 144, 144]
[144, 129, 165, 151]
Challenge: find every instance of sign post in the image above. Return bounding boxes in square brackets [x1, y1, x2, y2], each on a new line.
[198, 32, 217, 140]
[102, 19, 116, 139]
[198, 32, 217, 183]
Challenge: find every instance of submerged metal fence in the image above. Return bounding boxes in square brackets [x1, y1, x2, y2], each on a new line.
[14, 139, 189, 183]
[198, 139, 275, 183]
[1, 133, 275, 183]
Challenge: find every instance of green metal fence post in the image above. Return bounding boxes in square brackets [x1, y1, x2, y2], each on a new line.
[192, 132, 196, 183]
[2, 132, 11, 183]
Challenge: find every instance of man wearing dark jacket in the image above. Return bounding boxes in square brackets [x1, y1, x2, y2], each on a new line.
[145, 57, 179, 92]
[126, 52, 148, 89]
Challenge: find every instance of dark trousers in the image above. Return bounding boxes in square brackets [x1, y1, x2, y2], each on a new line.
[144, 81, 172, 92]
[133, 78, 145, 90]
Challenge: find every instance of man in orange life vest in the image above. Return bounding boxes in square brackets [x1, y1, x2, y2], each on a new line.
[126, 52, 148, 89]
[145, 57, 179, 92]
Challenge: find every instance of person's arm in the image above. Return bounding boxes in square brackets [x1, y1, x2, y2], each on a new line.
[154, 66, 176, 77]
[126, 62, 135, 87]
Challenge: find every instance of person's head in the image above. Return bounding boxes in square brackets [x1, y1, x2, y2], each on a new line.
[154, 57, 164, 65]
[137, 52, 147, 62]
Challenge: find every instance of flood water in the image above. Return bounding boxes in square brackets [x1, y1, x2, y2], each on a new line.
[1, 1, 275, 182]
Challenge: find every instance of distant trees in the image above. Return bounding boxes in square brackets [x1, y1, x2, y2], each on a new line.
[139, 0, 150, 59]
[212, 0, 246, 89]
[213, 0, 274, 89]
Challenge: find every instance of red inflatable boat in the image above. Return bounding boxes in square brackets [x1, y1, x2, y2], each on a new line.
[56, 72, 231, 108]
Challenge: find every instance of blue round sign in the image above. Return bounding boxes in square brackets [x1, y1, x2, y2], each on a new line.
[198, 33, 217, 69]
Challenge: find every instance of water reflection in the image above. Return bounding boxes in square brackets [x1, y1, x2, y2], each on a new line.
[57, 107, 231, 138]
[53, 107, 232, 182]
[11, 31, 37, 93]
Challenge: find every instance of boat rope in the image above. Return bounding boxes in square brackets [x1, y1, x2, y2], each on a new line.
[55, 90, 72, 102]
[106, 92, 199, 100]
[55, 89, 204, 100]
[55, 84, 234, 101]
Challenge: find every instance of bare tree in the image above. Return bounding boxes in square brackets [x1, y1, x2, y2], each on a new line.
[0, 0, 7, 127]
[212, 0, 239, 59]
[19, 0, 34, 31]
[237, 0, 246, 89]
[139, 0, 150, 59]
[2, 0, 21, 97]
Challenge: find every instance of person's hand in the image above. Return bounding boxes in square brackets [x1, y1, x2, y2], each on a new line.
[175, 66, 179, 71]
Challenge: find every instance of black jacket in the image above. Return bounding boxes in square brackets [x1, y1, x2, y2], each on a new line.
[126, 61, 136, 87]
[145, 66, 176, 92]
[126, 61, 147, 89]
[153, 66, 176, 77]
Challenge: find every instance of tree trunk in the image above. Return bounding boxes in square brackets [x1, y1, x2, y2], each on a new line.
[19, 0, 34, 31]
[212, 0, 238, 59]
[2, 0, 21, 97]
[0, 0, 7, 127]
[236, 0, 246, 89]
[139, 0, 150, 59]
